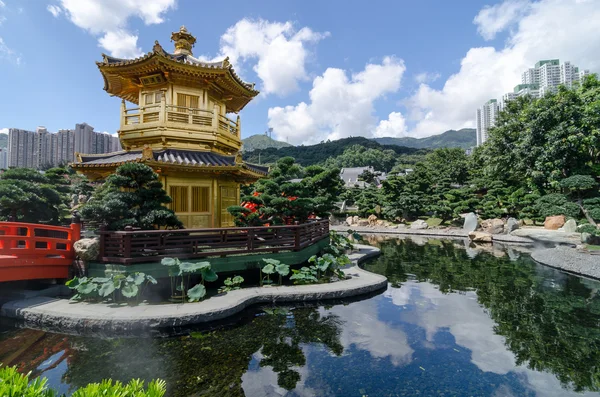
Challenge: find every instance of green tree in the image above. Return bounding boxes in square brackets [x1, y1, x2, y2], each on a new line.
[0, 168, 65, 224]
[80, 163, 182, 231]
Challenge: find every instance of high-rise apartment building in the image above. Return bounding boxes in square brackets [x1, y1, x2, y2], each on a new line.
[477, 59, 591, 146]
[0, 148, 8, 169]
[6, 123, 121, 169]
[476, 99, 500, 146]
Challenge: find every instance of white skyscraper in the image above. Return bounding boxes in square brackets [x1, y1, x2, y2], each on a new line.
[476, 99, 500, 146]
[0, 148, 8, 169]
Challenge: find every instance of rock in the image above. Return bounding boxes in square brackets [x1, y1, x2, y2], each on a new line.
[346, 216, 354, 226]
[544, 215, 566, 230]
[468, 231, 492, 243]
[376, 220, 385, 226]
[505, 217, 520, 233]
[357, 219, 369, 227]
[463, 212, 478, 232]
[410, 220, 429, 230]
[481, 218, 505, 234]
[388, 225, 398, 229]
[582, 232, 600, 245]
[559, 219, 577, 233]
[352, 216, 360, 225]
[73, 238, 100, 262]
[367, 214, 378, 226]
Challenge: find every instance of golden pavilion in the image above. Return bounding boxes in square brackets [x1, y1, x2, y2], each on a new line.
[72, 26, 267, 228]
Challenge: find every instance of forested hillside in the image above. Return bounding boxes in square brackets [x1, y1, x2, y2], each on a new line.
[373, 128, 476, 149]
[242, 136, 428, 168]
[241, 134, 292, 152]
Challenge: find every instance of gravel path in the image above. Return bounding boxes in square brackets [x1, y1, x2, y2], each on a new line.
[531, 247, 600, 279]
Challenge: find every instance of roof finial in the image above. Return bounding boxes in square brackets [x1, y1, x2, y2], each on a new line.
[171, 25, 196, 56]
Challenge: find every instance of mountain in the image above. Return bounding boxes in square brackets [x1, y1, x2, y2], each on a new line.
[243, 136, 427, 166]
[373, 128, 476, 149]
[242, 134, 292, 152]
[0, 134, 7, 148]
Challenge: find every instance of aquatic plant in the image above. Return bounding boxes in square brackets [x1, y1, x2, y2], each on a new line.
[261, 259, 290, 286]
[219, 275, 245, 293]
[66, 273, 157, 303]
[289, 266, 319, 285]
[161, 257, 218, 303]
[0, 363, 166, 396]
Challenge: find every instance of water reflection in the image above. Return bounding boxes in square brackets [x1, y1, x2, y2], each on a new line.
[1, 238, 600, 396]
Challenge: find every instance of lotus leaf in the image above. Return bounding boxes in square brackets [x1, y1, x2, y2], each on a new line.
[92, 277, 110, 283]
[121, 283, 139, 298]
[276, 263, 290, 276]
[262, 258, 281, 266]
[77, 282, 97, 295]
[188, 284, 206, 302]
[66, 277, 81, 289]
[161, 257, 178, 266]
[232, 275, 244, 284]
[262, 264, 275, 274]
[145, 275, 158, 284]
[201, 268, 218, 283]
[131, 273, 146, 285]
[98, 281, 116, 297]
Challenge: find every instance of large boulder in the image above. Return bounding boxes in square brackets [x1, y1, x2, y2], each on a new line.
[410, 220, 429, 230]
[368, 214, 378, 226]
[463, 213, 478, 232]
[481, 218, 505, 234]
[544, 215, 566, 230]
[468, 231, 492, 243]
[505, 217, 520, 234]
[352, 216, 360, 225]
[74, 238, 100, 262]
[357, 219, 369, 227]
[346, 216, 354, 226]
[559, 219, 577, 233]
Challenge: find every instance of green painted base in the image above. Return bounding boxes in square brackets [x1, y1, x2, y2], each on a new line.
[88, 238, 330, 278]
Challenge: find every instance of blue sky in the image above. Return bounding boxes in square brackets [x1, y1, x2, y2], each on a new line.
[0, 0, 599, 145]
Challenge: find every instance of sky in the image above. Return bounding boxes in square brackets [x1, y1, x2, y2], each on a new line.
[0, 0, 599, 145]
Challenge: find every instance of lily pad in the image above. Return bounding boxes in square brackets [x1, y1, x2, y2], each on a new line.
[275, 264, 290, 277]
[262, 264, 275, 274]
[161, 257, 178, 266]
[201, 268, 218, 283]
[98, 281, 116, 297]
[121, 283, 139, 298]
[188, 284, 206, 302]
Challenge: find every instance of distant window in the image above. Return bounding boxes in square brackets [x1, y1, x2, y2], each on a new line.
[170, 186, 188, 212]
[192, 186, 210, 213]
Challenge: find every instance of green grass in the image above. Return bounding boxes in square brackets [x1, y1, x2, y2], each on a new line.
[587, 245, 600, 251]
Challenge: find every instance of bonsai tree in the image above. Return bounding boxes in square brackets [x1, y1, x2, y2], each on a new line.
[559, 175, 599, 229]
[81, 163, 183, 231]
[0, 168, 65, 224]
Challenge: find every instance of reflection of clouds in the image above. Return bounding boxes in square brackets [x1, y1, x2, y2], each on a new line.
[385, 282, 599, 397]
[324, 299, 414, 367]
[241, 349, 320, 397]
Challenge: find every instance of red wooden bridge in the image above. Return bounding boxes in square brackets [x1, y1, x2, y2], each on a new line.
[0, 222, 81, 282]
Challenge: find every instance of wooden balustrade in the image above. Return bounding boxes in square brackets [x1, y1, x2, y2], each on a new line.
[122, 104, 239, 136]
[98, 220, 330, 264]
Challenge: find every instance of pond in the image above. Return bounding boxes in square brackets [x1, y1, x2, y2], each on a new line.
[2, 236, 600, 396]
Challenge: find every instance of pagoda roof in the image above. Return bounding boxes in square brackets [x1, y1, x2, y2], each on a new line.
[97, 41, 259, 112]
[73, 148, 269, 177]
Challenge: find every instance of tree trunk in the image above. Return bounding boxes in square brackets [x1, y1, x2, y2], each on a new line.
[578, 199, 599, 229]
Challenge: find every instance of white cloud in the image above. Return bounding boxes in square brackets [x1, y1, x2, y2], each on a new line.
[0, 37, 20, 65]
[55, 0, 176, 58]
[268, 57, 406, 145]
[0, 0, 6, 25]
[374, 112, 408, 138]
[47, 4, 62, 18]
[473, 0, 530, 40]
[217, 19, 329, 96]
[0, 128, 8, 134]
[414, 72, 441, 84]
[405, 0, 600, 138]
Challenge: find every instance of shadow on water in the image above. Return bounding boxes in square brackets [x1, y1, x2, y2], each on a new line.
[2, 237, 600, 396]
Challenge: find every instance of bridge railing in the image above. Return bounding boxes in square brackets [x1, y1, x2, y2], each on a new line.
[0, 222, 81, 259]
[98, 219, 330, 264]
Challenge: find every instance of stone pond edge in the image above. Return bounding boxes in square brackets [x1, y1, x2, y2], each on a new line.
[531, 247, 600, 281]
[0, 245, 386, 333]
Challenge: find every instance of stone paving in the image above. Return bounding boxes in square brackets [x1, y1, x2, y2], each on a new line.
[0, 245, 386, 335]
[532, 247, 600, 280]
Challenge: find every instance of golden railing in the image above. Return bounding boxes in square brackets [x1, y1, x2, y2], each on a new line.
[121, 103, 240, 137]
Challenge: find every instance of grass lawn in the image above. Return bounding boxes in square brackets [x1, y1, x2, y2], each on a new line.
[587, 245, 600, 251]
[425, 217, 444, 227]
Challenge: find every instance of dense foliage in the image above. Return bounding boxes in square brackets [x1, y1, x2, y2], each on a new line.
[228, 157, 343, 226]
[80, 163, 182, 231]
[0, 167, 75, 224]
[343, 76, 600, 228]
